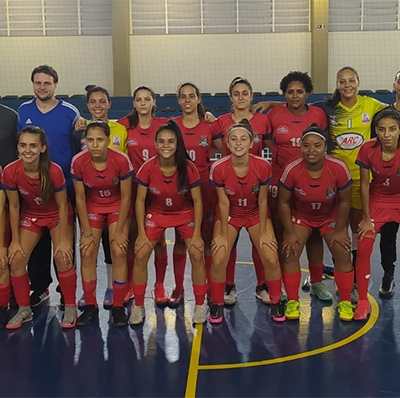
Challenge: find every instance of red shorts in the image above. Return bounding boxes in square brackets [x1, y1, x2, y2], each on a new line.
[291, 215, 336, 236]
[369, 205, 400, 233]
[20, 205, 75, 235]
[144, 212, 195, 242]
[221, 214, 260, 232]
[201, 181, 217, 232]
[88, 207, 133, 230]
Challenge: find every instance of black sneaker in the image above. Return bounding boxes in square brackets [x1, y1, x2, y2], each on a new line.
[112, 306, 128, 327]
[77, 305, 99, 326]
[379, 276, 395, 298]
[208, 303, 224, 324]
[56, 285, 65, 310]
[270, 301, 286, 322]
[30, 289, 50, 307]
[0, 306, 10, 328]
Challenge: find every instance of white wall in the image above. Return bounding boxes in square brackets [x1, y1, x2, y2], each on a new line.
[130, 33, 311, 95]
[0, 36, 113, 96]
[328, 31, 400, 92]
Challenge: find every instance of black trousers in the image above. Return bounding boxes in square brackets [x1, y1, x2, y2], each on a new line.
[380, 222, 399, 278]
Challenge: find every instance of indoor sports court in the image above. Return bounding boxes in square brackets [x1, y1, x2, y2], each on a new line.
[1, 1, 400, 397]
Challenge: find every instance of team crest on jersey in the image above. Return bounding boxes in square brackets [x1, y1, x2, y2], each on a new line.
[253, 133, 260, 143]
[329, 116, 339, 126]
[224, 188, 235, 195]
[80, 138, 87, 150]
[362, 113, 370, 124]
[294, 188, 306, 196]
[199, 136, 208, 147]
[251, 182, 260, 194]
[112, 136, 121, 147]
[277, 127, 288, 133]
[326, 186, 335, 198]
[112, 176, 119, 186]
[335, 133, 363, 150]
[149, 186, 160, 194]
[128, 139, 138, 146]
[178, 187, 188, 195]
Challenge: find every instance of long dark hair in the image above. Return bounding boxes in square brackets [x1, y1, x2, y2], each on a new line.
[155, 119, 190, 192]
[325, 66, 359, 107]
[177, 82, 205, 118]
[18, 126, 52, 202]
[372, 108, 400, 149]
[127, 86, 156, 129]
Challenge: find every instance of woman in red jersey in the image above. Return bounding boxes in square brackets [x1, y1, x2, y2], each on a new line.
[279, 125, 354, 321]
[117, 86, 170, 306]
[3, 126, 76, 329]
[71, 121, 134, 327]
[217, 77, 271, 306]
[354, 109, 400, 320]
[209, 119, 285, 324]
[0, 166, 11, 328]
[130, 120, 206, 325]
[266, 71, 330, 301]
[167, 82, 225, 307]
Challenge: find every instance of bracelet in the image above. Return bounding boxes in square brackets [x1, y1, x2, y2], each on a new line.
[81, 232, 93, 238]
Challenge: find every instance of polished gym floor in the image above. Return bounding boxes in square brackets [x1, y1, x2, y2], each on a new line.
[1, 229, 399, 397]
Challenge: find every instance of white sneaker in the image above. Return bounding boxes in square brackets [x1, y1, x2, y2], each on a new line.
[255, 283, 271, 304]
[224, 284, 237, 305]
[192, 303, 207, 324]
[129, 305, 145, 325]
[6, 306, 33, 329]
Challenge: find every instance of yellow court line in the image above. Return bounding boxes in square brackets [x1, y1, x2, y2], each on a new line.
[185, 324, 203, 398]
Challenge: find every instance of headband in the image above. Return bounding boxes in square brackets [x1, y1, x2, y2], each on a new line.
[227, 124, 253, 139]
[302, 131, 327, 142]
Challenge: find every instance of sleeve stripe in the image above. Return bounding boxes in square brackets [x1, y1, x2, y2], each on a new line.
[355, 159, 369, 169]
[53, 183, 66, 192]
[135, 177, 148, 187]
[278, 181, 292, 191]
[338, 179, 353, 191]
[280, 157, 303, 182]
[120, 170, 135, 181]
[189, 179, 201, 189]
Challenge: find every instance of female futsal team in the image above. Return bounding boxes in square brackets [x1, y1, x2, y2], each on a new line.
[0, 66, 398, 329]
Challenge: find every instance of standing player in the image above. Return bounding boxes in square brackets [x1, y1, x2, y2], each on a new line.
[3, 126, 77, 329]
[130, 120, 206, 325]
[266, 72, 330, 300]
[0, 166, 11, 327]
[71, 121, 133, 326]
[117, 85, 169, 305]
[217, 77, 271, 305]
[74, 85, 128, 309]
[354, 109, 400, 319]
[279, 125, 353, 320]
[169, 82, 225, 306]
[209, 119, 285, 323]
[17, 65, 80, 307]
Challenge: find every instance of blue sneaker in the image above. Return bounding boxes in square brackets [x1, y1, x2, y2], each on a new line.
[103, 288, 113, 309]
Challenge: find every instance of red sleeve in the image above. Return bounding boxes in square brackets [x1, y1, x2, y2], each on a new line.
[265, 111, 273, 138]
[136, 159, 152, 187]
[258, 158, 272, 185]
[70, 153, 84, 180]
[113, 150, 135, 179]
[50, 163, 67, 192]
[334, 160, 352, 190]
[356, 141, 371, 169]
[117, 116, 129, 129]
[187, 161, 201, 188]
[209, 161, 224, 187]
[210, 121, 222, 140]
[279, 163, 296, 191]
[2, 163, 17, 190]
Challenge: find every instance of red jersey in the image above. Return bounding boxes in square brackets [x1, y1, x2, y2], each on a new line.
[217, 113, 268, 157]
[3, 159, 66, 218]
[266, 104, 328, 175]
[174, 116, 221, 181]
[279, 156, 352, 223]
[71, 147, 134, 213]
[118, 116, 168, 172]
[209, 154, 272, 219]
[356, 138, 400, 208]
[136, 156, 201, 216]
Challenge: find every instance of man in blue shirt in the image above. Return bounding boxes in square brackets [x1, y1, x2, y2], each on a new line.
[17, 65, 80, 307]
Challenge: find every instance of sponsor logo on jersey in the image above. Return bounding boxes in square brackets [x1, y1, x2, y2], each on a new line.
[328, 221, 336, 228]
[145, 220, 155, 227]
[178, 187, 188, 195]
[25, 118, 32, 124]
[19, 188, 29, 195]
[362, 113, 370, 124]
[251, 182, 260, 194]
[326, 186, 335, 198]
[149, 186, 160, 194]
[112, 176, 119, 186]
[253, 133, 260, 143]
[294, 188, 307, 196]
[276, 127, 288, 133]
[88, 214, 98, 220]
[187, 221, 195, 227]
[19, 219, 31, 227]
[335, 132, 363, 150]
[224, 188, 235, 195]
[84, 182, 94, 188]
[199, 135, 208, 147]
[372, 167, 380, 174]
[128, 139, 138, 146]
[81, 138, 87, 150]
[112, 135, 121, 147]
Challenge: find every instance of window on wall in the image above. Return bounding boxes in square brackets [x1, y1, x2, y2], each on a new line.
[0, 0, 111, 37]
[329, 0, 398, 31]
[131, 0, 310, 35]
